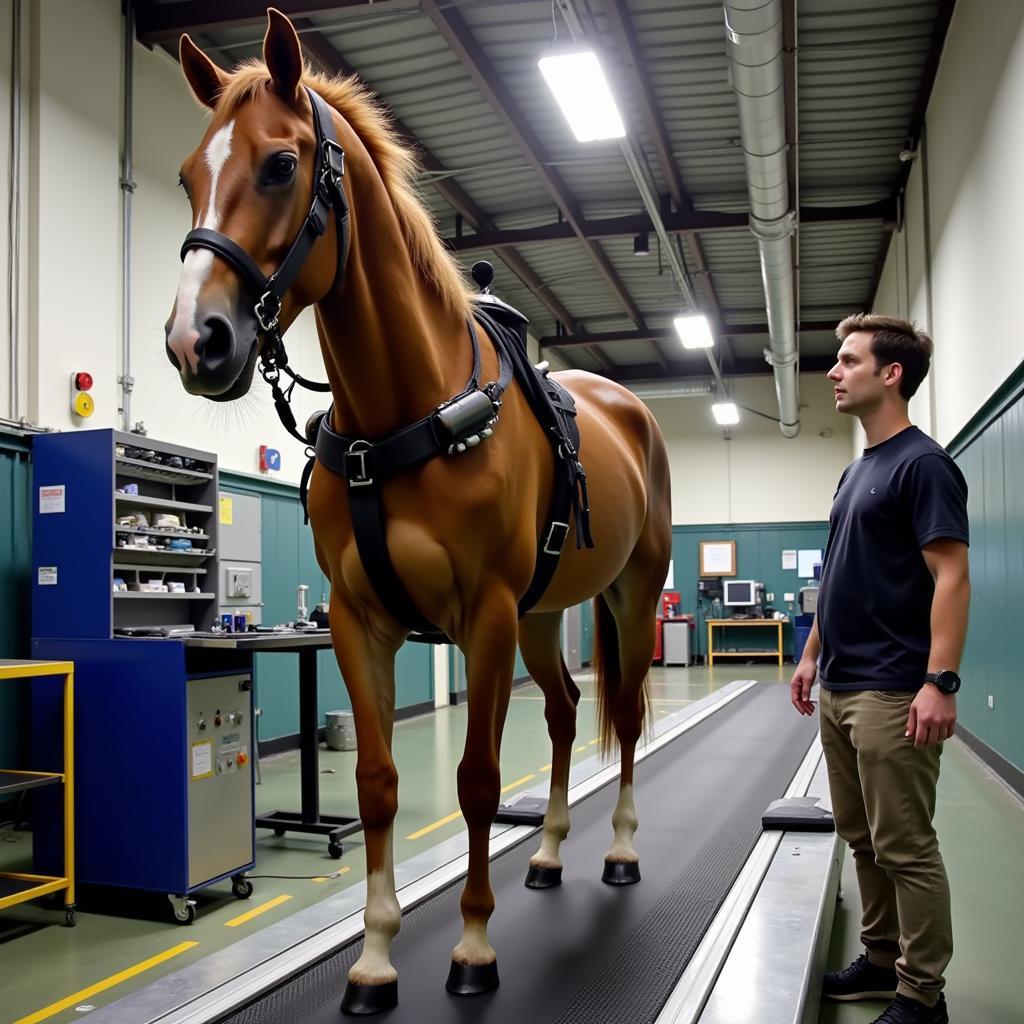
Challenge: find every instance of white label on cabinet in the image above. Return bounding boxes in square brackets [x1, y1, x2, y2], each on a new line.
[38, 566, 58, 586]
[39, 485, 66, 514]
[191, 742, 213, 779]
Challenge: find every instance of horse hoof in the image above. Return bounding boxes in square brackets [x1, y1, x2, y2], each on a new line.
[340, 979, 398, 1015]
[525, 864, 562, 889]
[602, 860, 641, 886]
[445, 959, 499, 996]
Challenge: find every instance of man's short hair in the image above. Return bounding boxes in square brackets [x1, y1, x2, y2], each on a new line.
[835, 313, 934, 400]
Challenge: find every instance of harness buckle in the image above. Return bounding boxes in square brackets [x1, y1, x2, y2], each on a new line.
[344, 440, 374, 487]
[255, 291, 282, 332]
[543, 521, 570, 556]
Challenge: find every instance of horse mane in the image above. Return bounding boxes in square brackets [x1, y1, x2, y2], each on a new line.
[217, 61, 472, 319]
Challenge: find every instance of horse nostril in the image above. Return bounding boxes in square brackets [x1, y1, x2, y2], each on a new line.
[196, 314, 235, 372]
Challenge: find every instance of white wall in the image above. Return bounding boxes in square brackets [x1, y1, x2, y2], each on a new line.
[647, 372, 853, 525]
[874, 0, 1024, 446]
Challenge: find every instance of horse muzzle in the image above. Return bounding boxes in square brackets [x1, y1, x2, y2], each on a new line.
[166, 310, 261, 401]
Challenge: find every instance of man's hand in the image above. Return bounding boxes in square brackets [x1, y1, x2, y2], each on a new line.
[906, 685, 957, 747]
[790, 658, 817, 715]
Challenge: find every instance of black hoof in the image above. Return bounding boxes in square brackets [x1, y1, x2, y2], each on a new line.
[445, 959, 499, 996]
[340, 979, 398, 1016]
[602, 860, 641, 886]
[525, 864, 562, 889]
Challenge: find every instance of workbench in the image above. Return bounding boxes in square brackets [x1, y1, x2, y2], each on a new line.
[706, 618, 787, 666]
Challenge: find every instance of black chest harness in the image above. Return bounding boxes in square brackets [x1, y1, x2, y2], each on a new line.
[177, 87, 593, 644]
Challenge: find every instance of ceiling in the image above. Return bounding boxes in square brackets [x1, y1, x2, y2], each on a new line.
[134, 0, 954, 385]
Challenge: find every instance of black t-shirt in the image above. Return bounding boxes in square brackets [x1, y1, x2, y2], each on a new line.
[818, 426, 969, 691]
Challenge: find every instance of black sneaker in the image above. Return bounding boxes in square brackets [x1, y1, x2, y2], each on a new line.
[823, 953, 898, 1001]
[871, 994, 948, 1023]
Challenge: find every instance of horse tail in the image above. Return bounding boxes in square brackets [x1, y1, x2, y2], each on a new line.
[594, 591, 655, 758]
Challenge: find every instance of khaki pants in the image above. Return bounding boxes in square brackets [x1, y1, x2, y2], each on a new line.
[819, 687, 951, 1006]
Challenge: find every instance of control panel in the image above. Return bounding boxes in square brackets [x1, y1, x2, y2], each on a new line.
[187, 674, 253, 887]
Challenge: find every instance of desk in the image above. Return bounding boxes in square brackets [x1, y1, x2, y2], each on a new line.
[186, 631, 362, 858]
[706, 619, 786, 666]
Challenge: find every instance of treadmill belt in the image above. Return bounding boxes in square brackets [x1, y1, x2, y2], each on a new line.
[223, 683, 816, 1024]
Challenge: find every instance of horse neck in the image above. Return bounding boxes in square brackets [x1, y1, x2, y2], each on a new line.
[314, 184, 470, 439]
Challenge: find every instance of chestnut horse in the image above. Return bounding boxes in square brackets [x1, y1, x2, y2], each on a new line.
[166, 10, 671, 1015]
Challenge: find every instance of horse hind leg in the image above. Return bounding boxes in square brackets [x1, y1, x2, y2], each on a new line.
[518, 612, 581, 889]
[595, 545, 666, 885]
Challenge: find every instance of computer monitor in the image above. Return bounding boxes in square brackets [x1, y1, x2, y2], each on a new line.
[723, 579, 755, 606]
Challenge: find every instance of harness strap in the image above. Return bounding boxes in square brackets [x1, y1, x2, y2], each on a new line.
[308, 311, 591, 639]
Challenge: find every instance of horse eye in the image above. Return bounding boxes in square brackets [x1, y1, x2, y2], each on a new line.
[263, 153, 297, 186]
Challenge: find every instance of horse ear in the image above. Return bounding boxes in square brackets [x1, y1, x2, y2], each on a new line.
[179, 34, 227, 110]
[263, 8, 303, 101]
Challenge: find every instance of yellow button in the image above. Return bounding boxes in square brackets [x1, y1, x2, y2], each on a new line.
[73, 392, 95, 418]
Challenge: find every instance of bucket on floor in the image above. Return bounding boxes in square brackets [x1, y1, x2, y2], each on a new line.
[325, 710, 357, 751]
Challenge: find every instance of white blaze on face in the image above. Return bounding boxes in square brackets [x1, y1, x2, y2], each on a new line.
[168, 120, 236, 372]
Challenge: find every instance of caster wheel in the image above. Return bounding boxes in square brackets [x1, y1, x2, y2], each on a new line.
[328, 841, 344, 859]
[232, 877, 254, 900]
[64, 906, 77, 927]
[169, 895, 197, 925]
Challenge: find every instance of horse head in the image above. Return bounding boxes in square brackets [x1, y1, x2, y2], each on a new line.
[166, 10, 342, 401]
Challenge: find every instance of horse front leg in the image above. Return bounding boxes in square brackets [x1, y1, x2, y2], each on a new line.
[330, 601, 403, 1017]
[447, 592, 518, 996]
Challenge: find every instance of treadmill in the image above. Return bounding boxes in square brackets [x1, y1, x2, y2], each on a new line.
[86, 680, 825, 1024]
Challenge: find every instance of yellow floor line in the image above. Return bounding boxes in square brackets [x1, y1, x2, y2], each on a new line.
[500, 773, 535, 793]
[574, 745, 587, 753]
[407, 809, 462, 840]
[13, 941, 198, 1024]
[224, 894, 292, 927]
[313, 866, 352, 883]
[588, 738, 599, 745]
[539, 763, 552, 772]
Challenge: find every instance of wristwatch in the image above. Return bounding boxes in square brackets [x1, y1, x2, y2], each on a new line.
[924, 670, 961, 694]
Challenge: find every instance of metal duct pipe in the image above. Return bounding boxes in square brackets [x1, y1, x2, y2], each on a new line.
[624, 378, 714, 401]
[724, 0, 800, 437]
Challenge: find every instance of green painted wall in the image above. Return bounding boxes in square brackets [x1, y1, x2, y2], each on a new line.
[670, 522, 831, 659]
[948, 362, 1024, 775]
[0, 438, 32, 779]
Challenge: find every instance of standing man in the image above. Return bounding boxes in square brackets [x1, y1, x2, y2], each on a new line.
[791, 314, 970, 1024]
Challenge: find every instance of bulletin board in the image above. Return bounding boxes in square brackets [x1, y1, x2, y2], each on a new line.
[699, 540, 736, 577]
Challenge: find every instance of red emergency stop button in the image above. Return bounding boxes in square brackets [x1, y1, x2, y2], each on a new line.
[238, 752, 248, 766]
[74, 372, 93, 391]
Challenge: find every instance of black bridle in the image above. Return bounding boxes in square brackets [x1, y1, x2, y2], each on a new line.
[179, 86, 349, 441]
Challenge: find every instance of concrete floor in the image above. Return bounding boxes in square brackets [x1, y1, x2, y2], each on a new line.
[1, 661, 1021, 1024]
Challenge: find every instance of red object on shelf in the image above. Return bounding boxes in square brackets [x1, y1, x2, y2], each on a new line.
[73, 372, 93, 391]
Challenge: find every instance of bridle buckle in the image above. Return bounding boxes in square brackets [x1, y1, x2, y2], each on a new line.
[255, 291, 282, 333]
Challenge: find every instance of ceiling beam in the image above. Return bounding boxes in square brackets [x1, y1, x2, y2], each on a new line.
[135, 0, 395, 46]
[606, 353, 835, 383]
[444, 201, 897, 252]
[422, 0, 647, 332]
[539, 321, 837, 349]
[895, 0, 957, 197]
[293, 22, 581, 337]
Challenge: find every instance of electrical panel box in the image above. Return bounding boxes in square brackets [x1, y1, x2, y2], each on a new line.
[799, 587, 820, 614]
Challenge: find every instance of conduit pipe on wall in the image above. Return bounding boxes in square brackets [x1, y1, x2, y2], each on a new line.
[723, 0, 800, 437]
[6, 0, 22, 422]
[119, 1, 136, 432]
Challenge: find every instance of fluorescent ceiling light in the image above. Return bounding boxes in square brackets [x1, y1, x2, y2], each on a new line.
[673, 314, 714, 349]
[538, 51, 626, 142]
[712, 402, 740, 425]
